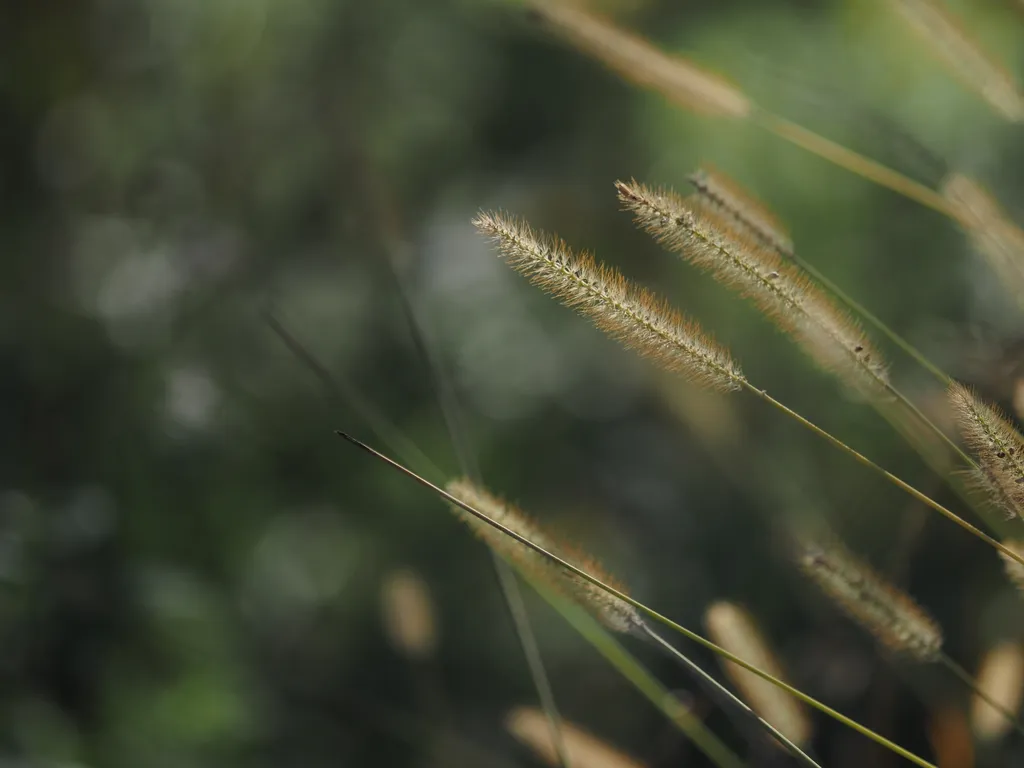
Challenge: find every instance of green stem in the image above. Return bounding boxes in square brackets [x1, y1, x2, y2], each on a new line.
[787, 254, 951, 387]
[641, 623, 822, 768]
[753, 110, 961, 223]
[939, 653, 1024, 739]
[339, 430, 937, 768]
[536, 584, 744, 768]
[739, 382, 1024, 570]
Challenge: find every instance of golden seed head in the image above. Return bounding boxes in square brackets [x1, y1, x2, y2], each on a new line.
[948, 381, 1024, 520]
[506, 706, 646, 768]
[474, 210, 745, 392]
[942, 174, 1024, 302]
[446, 478, 643, 634]
[704, 601, 813, 747]
[998, 539, 1024, 596]
[528, 0, 751, 119]
[797, 536, 943, 662]
[616, 178, 890, 400]
[380, 569, 438, 659]
[688, 167, 793, 257]
[971, 641, 1024, 741]
[890, 0, 1024, 122]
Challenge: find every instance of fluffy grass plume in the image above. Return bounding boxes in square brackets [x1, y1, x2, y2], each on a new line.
[704, 601, 813, 748]
[948, 381, 1024, 520]
[797, 535, 943, 662]
[380, 569, 438, 660]
[888, 0, 1024, 122]
[446, 478, 643, 634]
[971, 641, 1024, 741]
[474, 211, 745, 392]
[526, 0, 751, 119]
[942, 173, 1024, 303]
[999, 539, 1024, 595]
[688, 166, 794, 257]
[616, 179, 889, 400]
[507, 706, 647, 768]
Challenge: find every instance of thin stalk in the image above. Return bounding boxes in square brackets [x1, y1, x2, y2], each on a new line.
[267, 312, 571, 768]
[546, 589, 744, 768]
[640, 623, 822, 768]
[738, 381, 1024, 569]
[752, 110, 961, 222]
[384, 263, 572, 768]
[787, 254, 950, 386]
[338, 430, 937, 768]
[939, 653, 1024, 739]
[489, 554, 572, 768]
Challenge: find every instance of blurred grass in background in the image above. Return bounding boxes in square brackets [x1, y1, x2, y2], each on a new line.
[4, 0, 1024, 765]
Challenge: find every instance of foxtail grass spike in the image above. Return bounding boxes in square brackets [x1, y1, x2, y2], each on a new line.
[685, 166, 952, 385]
[688, 166, 794, 257]
[476, 211, 1024, 570]
[617, 178, 890, 401]
[338, 429, 937, 768]
[381, 569, 438, 660]
[948, 381, 1024, 520]
[704, 601, 814, 749]
[797, 535, 943, 662]
[640, 623, 822, 768]
[942, 174, 1024, 307]
[474, 211, 745, 392]
[999, 539, 1024, 595]
[888, 0, 1024, 122]
[524, 0, 958, 219]
[507, 707, 646, 768]
[938, 654, 1024, 739]
[971, 641, 1024, 741]
[526, 0, 751, 118]
[446, 478, 644, 634]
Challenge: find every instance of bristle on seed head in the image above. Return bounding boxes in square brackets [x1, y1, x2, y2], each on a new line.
[527, 1, 752, 119]
[797, 535, 943, 662]
[445, 478, 643, 634]
[942, 174, 1024, 303]
[615, 179, 890, 401]
[687, 166, 793, 257]
[704, 601, 813, 747]
[474, 211, 745, 392]
[949, 381, 1024, 520]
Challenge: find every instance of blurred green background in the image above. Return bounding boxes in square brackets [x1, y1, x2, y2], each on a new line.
[5, 0, 1024, 765]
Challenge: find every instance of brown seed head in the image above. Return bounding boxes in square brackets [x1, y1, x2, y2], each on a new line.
[948, 381, 1024, 520]
[797, 535, 943, 662]
[527, 0, 751, 119]
[616, 179, 889, 400]
[704, 601, 813, 747]
[446, 478, 643, 634]
[475, 211, 745, 392]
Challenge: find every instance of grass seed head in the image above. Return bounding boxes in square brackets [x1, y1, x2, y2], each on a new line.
[446, 478, 644, 634]
[616, 178, 890, 400]
[475, 211, 745, 392]
[797, 535, 943, 662]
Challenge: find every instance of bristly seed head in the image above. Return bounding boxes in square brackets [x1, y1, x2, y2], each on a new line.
[949, 381, 1024, 520]
[687, 166, 794, 257]
[526, 0, 752, 119]
[616, 178, 890, 401]
[796, 534, 943, 662]
[445, 478, 644, 635]
[942, 174, 1024, 304]
[704, 601, 813, 747]
[890, 0, 1024, 123]
[474, 210, 745, 392]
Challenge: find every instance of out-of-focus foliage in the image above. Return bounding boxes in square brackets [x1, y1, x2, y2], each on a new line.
[4, 0, 1024, 766]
